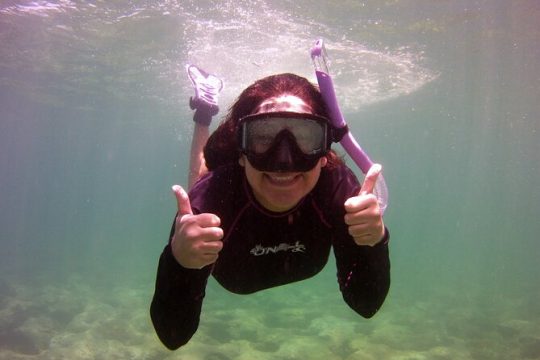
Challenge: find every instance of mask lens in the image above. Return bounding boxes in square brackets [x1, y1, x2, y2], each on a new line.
[239, 112, 330, 172]
[243, 116, 326, 155]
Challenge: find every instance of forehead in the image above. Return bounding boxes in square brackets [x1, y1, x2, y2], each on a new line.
[255, 95, 312, 114]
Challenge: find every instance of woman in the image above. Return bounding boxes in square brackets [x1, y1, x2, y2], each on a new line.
[150, 73, 390, 350]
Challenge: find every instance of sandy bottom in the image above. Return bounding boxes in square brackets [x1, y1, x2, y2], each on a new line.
[1, 273, 539, 360]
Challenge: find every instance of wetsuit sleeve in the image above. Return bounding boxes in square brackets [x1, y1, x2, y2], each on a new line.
[150, 217, 212, 350]
[333, 229, 390, 318]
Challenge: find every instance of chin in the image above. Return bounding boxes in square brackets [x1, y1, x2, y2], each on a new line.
[264, 193, 303, 212]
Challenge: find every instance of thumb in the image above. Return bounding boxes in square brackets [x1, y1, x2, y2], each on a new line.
[359, 164, 382, 195]
[172, 185, 193, 216]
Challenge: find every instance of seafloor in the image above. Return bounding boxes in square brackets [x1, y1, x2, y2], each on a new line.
[1, 273, 538, 360]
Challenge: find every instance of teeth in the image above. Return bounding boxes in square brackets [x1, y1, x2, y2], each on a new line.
[269, 174, 295, 182]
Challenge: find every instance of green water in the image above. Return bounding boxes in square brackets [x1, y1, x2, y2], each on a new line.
[1, 1, 539, 359]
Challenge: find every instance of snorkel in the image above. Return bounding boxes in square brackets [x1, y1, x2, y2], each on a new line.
[310, 39, 389, 214]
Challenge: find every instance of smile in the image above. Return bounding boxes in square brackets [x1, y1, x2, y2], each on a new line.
[265, 173, 301, 186]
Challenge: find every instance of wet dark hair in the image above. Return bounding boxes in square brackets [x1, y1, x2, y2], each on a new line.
[204, 73, 344, 170]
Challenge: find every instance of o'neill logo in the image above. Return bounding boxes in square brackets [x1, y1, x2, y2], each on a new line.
[250, 241, 306, 256]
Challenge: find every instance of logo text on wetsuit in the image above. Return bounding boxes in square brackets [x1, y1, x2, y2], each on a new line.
[250, 241, 306, 256]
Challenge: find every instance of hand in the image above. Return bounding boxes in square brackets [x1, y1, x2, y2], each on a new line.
[170, 185, 224, 269]
[344, 164, 385, 247]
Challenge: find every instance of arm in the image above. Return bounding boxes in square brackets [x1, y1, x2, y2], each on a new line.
[150, 186, 223, 349]
[328, 164, 390, 317]
[150, 218, 213, 349]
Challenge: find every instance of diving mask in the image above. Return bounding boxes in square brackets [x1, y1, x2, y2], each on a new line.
[238, 111, 336, 172]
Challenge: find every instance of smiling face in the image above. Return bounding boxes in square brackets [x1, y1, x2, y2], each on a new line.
[238, 94, 328, 212]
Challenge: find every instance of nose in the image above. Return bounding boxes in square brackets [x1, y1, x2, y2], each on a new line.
[273, 139, 295, 172]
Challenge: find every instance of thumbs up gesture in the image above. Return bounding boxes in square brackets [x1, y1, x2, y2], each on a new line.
[344, 164, 385, 247]
[170, 185, 224, 269]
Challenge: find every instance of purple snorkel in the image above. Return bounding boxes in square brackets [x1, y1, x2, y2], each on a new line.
[311, 39, 388, 214]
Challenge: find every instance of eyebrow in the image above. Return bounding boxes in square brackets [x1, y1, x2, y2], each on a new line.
[256, 98, 312, 113]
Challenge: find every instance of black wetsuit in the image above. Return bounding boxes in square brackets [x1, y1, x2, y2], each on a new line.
[150, 163, 390, 350]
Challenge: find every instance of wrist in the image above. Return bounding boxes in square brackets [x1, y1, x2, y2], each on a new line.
[378, 227, 390, 246]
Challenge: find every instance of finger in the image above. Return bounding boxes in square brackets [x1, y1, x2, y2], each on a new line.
[190, 213, 221, 228]
[359, 164, 382, 195]
[199, 240, 224, 254]
[180, 213, 223, 236]
[347, 223, 371, 237]
[180, 221, 223, 241]
[194, 226, 224, 242]
[344, 192, 378, 213]
[172, 185, 193, 216]
[344, 212, 368, 225]
[179, 213, 222, 231]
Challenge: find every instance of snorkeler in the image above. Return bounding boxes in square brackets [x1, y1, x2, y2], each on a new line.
[150, 69, 390, 350]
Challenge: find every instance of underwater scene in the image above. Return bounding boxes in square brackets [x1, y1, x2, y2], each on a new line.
[1, 1, 539, 359]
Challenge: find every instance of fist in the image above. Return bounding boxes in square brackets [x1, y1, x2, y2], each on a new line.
[171, 185, 224, 269]
[344, 164, 385, 247]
